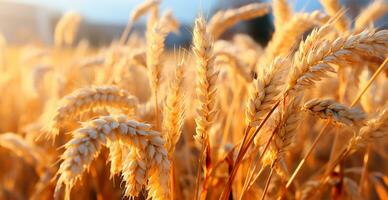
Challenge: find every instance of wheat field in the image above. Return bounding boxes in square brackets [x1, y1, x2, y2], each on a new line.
[0, 0, 387, 199]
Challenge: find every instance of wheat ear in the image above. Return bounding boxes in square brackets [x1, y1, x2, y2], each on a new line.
[0, 132, 43, 168]
[120, 0, 161, 44]
[240, 95, 303, 198]
[160, 9, 180, 34]
[163, 59, 185, 154]
[286, 58, 388, 189]
[246, 57, 286, 127]
[146, 21, 168, 129]
[43, 85, 138, 139]
[287, 27, 388, 94]
[319, 0, 350, 32]
[214, 49, 253, 82]
[54, 114, 170, 200]
[266, 11, 329, 59]
[272, 0, 293, 30]
[192, 16, 218, 149]
[221, 57, 287, 200]
[303, 98, 366, 127]
[273, 95, 304, 158]
[207, 3, 270, 39]
[355, 0, 388, 32]
[54, 12, 82, 47]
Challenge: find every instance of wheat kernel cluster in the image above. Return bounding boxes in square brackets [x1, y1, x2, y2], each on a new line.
[0, 0, 387, 199]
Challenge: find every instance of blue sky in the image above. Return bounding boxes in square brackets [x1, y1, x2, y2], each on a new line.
[14, 0, 322, 24]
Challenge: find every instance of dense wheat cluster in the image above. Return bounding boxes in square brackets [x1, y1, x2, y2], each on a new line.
[0, 0, 387, 199]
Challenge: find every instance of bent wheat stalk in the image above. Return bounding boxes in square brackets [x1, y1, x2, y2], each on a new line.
[303, 98, 366, 127]
[120, 0, 161, 44]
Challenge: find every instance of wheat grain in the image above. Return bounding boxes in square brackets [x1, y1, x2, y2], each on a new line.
[121, 145, 148, 197]
[107, 142, 125, 178]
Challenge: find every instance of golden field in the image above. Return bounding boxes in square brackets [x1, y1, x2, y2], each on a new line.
[0, 0, 387, 199]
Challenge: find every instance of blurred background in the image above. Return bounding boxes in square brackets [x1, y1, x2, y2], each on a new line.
[0, 0, 386, 47]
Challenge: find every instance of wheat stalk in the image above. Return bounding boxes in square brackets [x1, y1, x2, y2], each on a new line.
[208, 3, 270, 39]
[241, 95, 303, 198]
[286, 58, 388, 189]
[192, 16, 219, 199]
